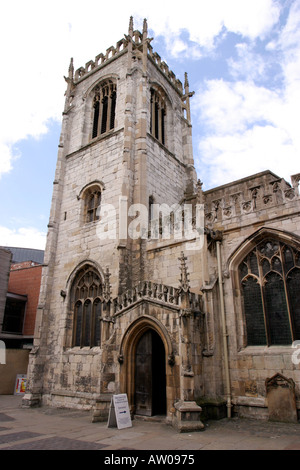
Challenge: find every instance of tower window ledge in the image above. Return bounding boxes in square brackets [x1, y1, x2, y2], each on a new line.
[66, 127, 124, 160]
[90, 126, 122, 143]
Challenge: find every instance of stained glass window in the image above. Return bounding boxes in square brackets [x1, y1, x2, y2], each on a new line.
[72, 267, 103, 348]
[239, 239, 300, 346]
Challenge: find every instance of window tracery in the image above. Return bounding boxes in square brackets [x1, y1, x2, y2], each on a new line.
[71, 266, 103, 348]
[82, 185, 102, 224]
[92, 80, 117, 139]
[239, 239, 300, 346]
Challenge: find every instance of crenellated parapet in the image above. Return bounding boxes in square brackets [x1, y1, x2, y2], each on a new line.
[74, 37, 130, 81]
[147, 46, 183, 94]
[204, 170, 300, 226]
[69, 17, 184, 97]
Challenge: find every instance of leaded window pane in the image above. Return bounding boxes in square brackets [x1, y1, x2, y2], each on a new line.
[284, 247, 294, 272]
[262, 258, 270, 277]
[258, 240, 279, 258]
[272, 257, 282, 274]
[264, 272, 291, 345]
[249, 251, 259, 276]
[71, 267, 104, 348]
[287, 268, 300, 339]
[74, 301, 83, 347]
[242, 277, 266, 346]
[94, 300, 102, 346]
[84, 300, 92, 347]
[240, 261, 248, 280]
[239, 239, 300, 346]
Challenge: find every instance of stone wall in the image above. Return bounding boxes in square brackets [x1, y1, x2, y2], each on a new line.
[202, 170, 300, 418]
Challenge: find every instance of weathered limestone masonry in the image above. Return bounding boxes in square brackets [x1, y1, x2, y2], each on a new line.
[23, 18, 300, 428]
[203, 171, 300, 419]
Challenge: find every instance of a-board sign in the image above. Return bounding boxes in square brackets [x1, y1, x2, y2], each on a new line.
[107, 394, 132, 429]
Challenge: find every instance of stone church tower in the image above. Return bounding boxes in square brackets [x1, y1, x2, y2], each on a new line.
[24, 18, 204, 430]
[24, 18, 300, 428]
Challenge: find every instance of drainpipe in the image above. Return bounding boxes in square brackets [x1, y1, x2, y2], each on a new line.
[216, 240, 232, 418]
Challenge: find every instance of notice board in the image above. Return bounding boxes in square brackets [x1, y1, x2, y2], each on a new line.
[107, 394, 132, 429]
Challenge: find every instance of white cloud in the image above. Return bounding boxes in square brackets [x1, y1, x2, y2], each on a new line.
[196, 79, 283, 134]
[195, 76, 300, 187]
[219, 0, 281, 40]
[0, 144, 14, 178]
[194, 1, 300, 189]
[0, 0, 297, 198]
[146, 0, 280, 48]
[198, 124, 298, 188]
[228, 43, 268, 82]
[0, 227, 46, 251]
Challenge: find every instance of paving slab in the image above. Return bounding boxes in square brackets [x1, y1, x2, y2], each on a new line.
[0, 395, 300, 452]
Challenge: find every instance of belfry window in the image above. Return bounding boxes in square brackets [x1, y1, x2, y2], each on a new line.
[150, 88, 166, 146]
[72, 267, 103, 348]
[239, 239, 300, 346]
[92, 81, 117, 139]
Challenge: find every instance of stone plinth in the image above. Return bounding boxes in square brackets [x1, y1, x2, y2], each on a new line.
[172, 400, 204, 432]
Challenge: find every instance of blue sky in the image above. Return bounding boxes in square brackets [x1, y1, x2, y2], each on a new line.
[0, 0, 299, 250]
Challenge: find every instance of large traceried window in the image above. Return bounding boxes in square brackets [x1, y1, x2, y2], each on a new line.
[71, 267, 103, 348]
[92, 80, 117, 139]
[239, 239, 300, 346]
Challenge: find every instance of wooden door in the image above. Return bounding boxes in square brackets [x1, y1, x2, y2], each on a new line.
[135, 329, 166, 417]
[135, 330, 152, 416]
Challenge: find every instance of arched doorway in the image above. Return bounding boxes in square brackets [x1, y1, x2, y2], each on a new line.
[135, 329, 166, 416]
[119, 315, 174, 420]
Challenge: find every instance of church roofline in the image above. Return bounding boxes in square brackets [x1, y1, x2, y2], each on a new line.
[203, 169, 282, 195]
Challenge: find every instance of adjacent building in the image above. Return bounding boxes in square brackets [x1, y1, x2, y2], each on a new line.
[0, 247, 43, 394]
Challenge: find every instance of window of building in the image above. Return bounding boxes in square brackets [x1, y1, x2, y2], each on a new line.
[239, 239, 300, 346]
[82, 186, 102, 224]
[71, 267, 103, 348]
[86, 190, 101, 223]
[150, 87, 166, 146]
[2, 293, 27, 334]
[92, 81, 117, 139]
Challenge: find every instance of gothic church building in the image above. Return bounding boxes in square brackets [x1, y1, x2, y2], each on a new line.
[24, 19, 300, 429]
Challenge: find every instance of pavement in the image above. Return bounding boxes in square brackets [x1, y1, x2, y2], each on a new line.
[0, 395, 300, 453]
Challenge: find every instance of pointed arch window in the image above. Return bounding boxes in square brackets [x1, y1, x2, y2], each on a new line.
[86, 189, 101, 223]
[92, 80, 117, 139]
[239, 239, 300, 346]
[72, 267, 103, 348]
[81, 185, 102, 224]
[150, 87, 166, 146]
